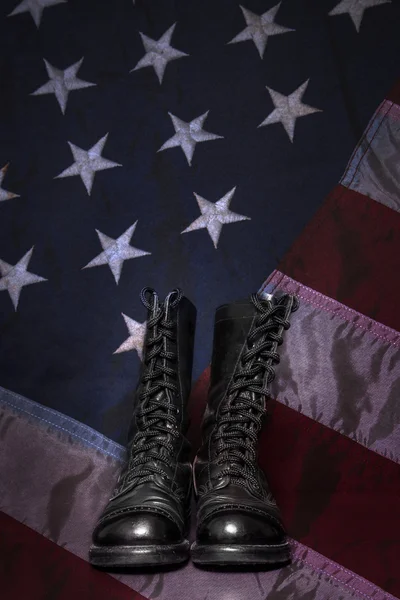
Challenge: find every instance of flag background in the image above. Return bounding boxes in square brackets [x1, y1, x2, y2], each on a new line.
[0, 0, 399, 598]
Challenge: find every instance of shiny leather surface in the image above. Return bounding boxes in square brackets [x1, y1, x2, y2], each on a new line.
[197, 512, 281, 545]
[195, 299, 257, 486]
[199, 300, 256, 447]
[128, 296, 196, 439]
[194, 299, 287, 548]
[93, 513, 181, 546]
[92, 295, 196, 548]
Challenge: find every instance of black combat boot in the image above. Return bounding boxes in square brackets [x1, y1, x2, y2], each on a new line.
[191, 291, 298, 568]
[90, 287, 196, 568]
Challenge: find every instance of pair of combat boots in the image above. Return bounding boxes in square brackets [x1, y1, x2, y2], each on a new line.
[89, 287, 298, 569]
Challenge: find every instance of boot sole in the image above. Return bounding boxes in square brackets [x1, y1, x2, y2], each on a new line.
[89, 540, 190, 568]
[191, 541, 291, 567]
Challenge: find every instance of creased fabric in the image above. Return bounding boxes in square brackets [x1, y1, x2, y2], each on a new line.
[0, 511, 142, 600]
[341, 100, 400, 212]
[1, 394, 396, 600]
[1, 0, 400, 444]
[262, 270, 400, 462]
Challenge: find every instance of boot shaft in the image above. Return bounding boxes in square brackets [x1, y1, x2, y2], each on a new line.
[210, 299, 256, 391]
[91, 289, 196, 566]
[110, 288, 196, 507]
[195, 292, 298, 493]
[128, 289, 196, 442]
[208, 293, 296, 419]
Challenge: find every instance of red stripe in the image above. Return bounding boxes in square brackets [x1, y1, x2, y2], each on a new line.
[278, 185, 400, 331]
[187, 365, 210, 457]
[261, 400, 400, 597]
[387, 79, 400, 104]
[0, 511, 146, 600]
[189, 370, 400, 596]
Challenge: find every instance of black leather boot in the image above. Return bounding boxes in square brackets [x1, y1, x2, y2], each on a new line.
[192, 292, 298, 568]
[90, 288, 196, 568]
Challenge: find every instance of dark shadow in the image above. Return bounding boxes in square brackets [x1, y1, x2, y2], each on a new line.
[91, 561, 188, 575]
[192, 559, 291, 573]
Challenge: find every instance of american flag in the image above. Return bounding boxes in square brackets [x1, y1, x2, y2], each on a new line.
[0, 0, 400, 598]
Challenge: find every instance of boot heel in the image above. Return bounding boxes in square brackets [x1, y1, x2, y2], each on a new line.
[90, 540, 190, 568]
[191, 540, 291, 567]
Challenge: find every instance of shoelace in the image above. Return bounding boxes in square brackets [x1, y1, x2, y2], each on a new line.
[115, 287, 183, 495]
[211, 292, 299, 494]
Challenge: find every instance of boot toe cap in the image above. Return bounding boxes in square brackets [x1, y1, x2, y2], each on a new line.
[93, 513, 182, 546]
[197, 512, 284, 546]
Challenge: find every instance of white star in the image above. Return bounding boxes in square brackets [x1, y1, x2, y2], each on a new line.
[32, 58, 95, 115]
[329, 0, 391, 32]
[0, 164, 20, 204]
[55, 134, 121, 195]
[228, 3, 294, 59]
[114, 314, 147, 359]
[182, 187, 250, 249]
[83, 222, 150, 284]
[132, 23, 188, 84]
[8, 0, 67, 28]
[0, 247, 47, 310]
[158, 112, 223, 166]
[258, 80, 322, 142]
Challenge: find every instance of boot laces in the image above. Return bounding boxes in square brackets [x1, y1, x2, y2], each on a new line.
[114, 287, 183, 495]
[211, 292, 298, 494]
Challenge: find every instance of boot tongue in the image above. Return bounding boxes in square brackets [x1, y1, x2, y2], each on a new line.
[148, 391, 177, 458]
[142, 292, 178, 456]
[219, 297, 276, 468]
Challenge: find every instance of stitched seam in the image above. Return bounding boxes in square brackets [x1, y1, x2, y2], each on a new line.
[295, 294, 400, 348]
[299, 557, 390, 600]
[273, 274, 382, 322]
[267, 273, 400, 348]
[0, 385, 123, 450]
[290, 540, 392, 594]
[0, 398, 124, 461]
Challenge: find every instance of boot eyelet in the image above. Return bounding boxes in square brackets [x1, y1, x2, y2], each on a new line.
[212, 475, 230, 490]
